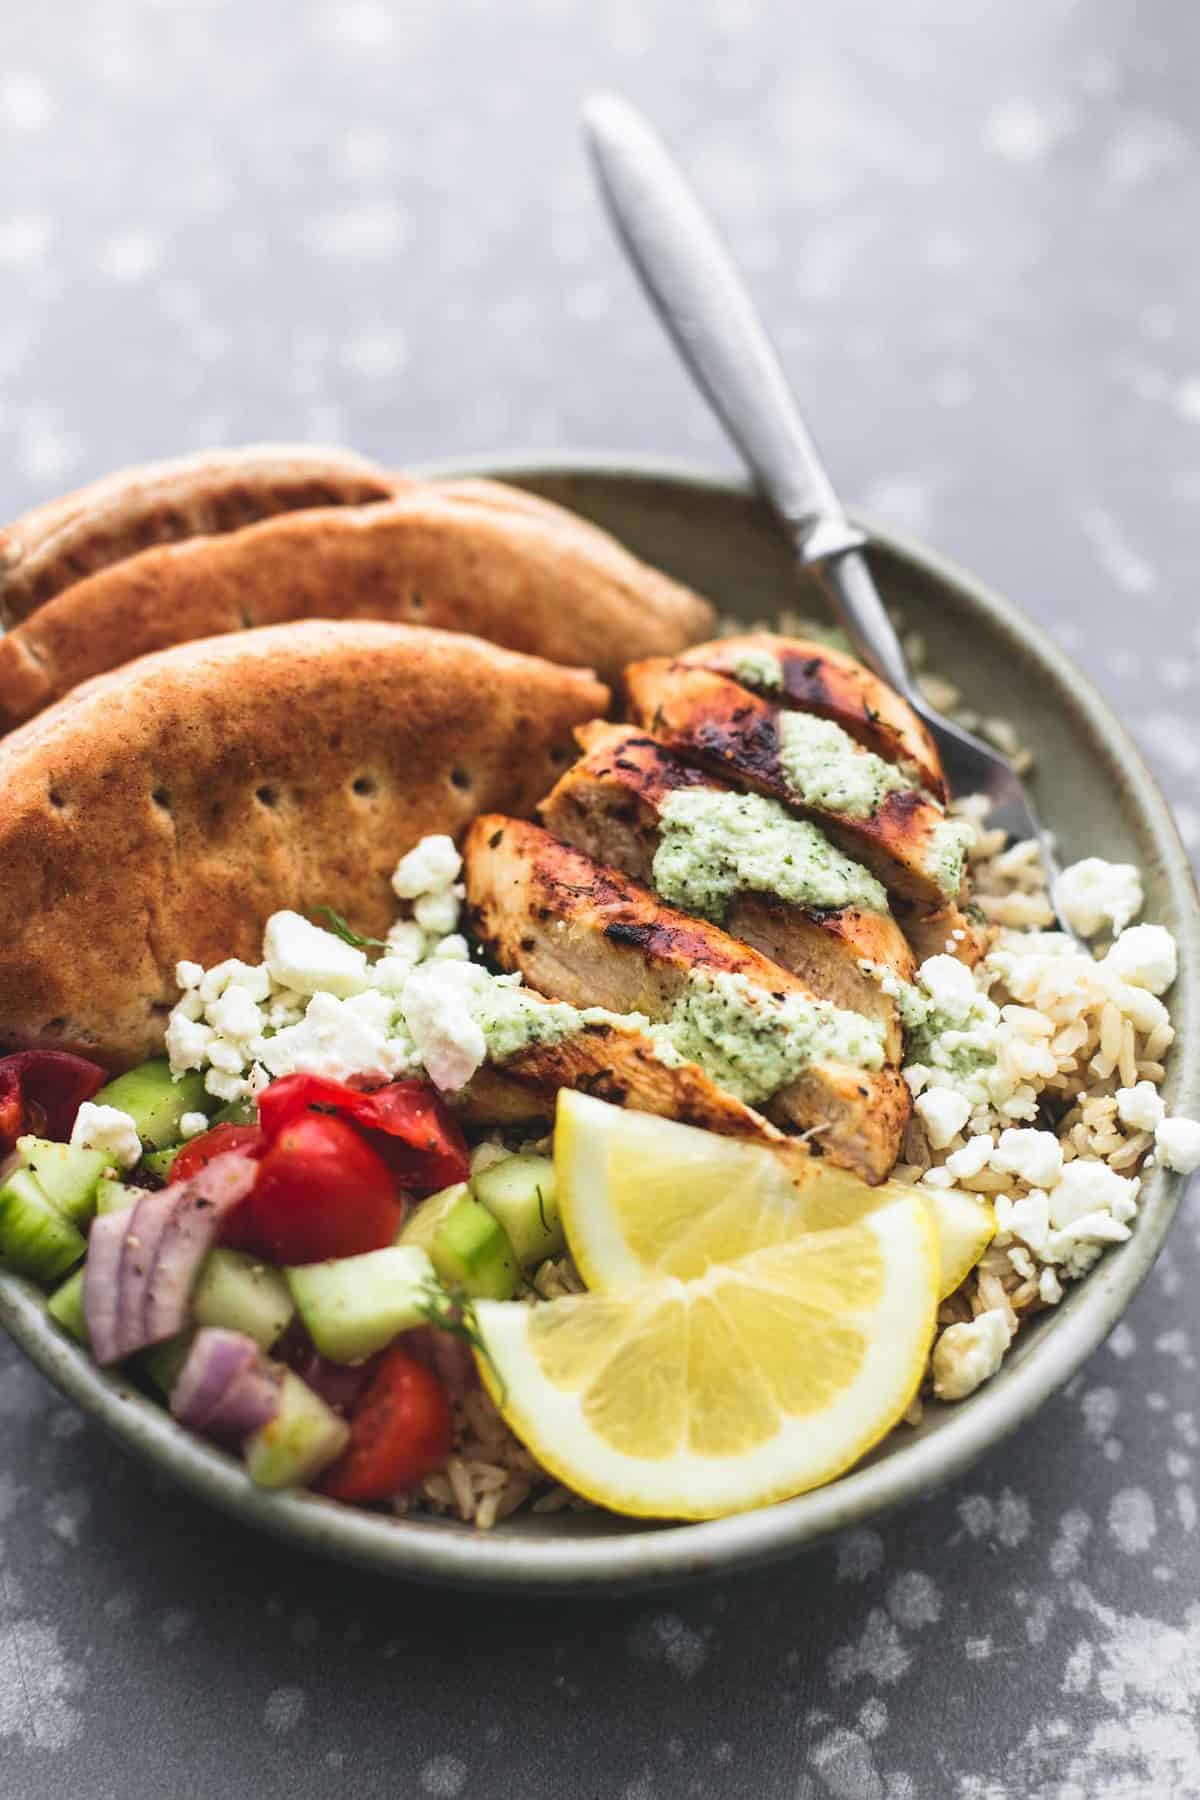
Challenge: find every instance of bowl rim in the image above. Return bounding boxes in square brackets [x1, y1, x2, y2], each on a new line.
[2, 451, 1197, 1595]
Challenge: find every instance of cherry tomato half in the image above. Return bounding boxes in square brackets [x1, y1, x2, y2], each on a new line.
[171, 1122, 266, 1185]
[318, 1348, 452, 1503]
[0, 1050, 107, 1153]
[226, 1112, 402, 1265]
[257, 1074, 469, 1191]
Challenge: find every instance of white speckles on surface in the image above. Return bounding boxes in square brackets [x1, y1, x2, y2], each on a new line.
[885, 1573, 942, 1632]
[263, 1686, 306, 1734]
[1108, 1487, 1158, 1554]
[834, 1527, 884, 1582]
[628, 1613, 710, 1679]
[421, 1753, 469, 1797]
[829, 1610, 911, 1687]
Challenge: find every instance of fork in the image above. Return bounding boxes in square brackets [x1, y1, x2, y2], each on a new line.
[583, 93, 1065, 898]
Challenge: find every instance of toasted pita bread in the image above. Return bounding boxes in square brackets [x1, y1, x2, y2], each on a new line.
[0, 488, 712, 731]
[0, 620, 607, 1069]
[0, 444, 398, 624]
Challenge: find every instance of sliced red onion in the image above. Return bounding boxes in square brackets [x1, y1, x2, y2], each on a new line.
[113, 1190, 180, 1360]
[84, 1209, 131, 1366]
[141, 1153, 259, 1346]
[404, 1323, 477, 1404]
[170, 1328, 281, 1439]
[283, 1339, 380, 1416]
[83, 1152, 259, 1364]
[170, 1328, 256, 1427]
[208, 1360, 282, 1437]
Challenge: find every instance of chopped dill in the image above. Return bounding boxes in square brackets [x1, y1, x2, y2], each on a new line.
[416, 1281, 506, 1403]
[312, 906, 390, 951]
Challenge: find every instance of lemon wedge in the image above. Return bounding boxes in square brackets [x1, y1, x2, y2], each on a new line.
[555, 1090, 992, 1300]
[472, 1193, 938, 1519]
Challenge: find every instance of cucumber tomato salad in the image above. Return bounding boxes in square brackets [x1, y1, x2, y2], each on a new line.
[1, 1041, 566, 1503]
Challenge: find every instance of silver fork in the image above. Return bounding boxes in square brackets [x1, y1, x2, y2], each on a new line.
[583, 93, 1065, 896]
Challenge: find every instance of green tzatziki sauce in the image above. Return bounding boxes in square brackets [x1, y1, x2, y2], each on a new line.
[927, 818, 974, 899]
[648, 970, 886, 1106]
[776, 713, 913, 819]
[651, 788, 888, 920]
[472, 980, 650, 1063]
[477, 969, 884, 1109]
[732, 647, 784, 692]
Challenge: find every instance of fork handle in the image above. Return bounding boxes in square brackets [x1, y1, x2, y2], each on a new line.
[583, 93, 920, 699]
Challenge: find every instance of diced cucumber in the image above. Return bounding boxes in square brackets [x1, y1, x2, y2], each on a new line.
[92, 1060, 213, 1150]
[430, 1188, 519, 1301]
[47, 1267, 88, 1345]
[397, 1182, 469, 1254]
[142, 1145, 181, 1184]
[95, 1177, 144, 1215]
[192, 1250, 294, 1351]
[244, 1371, 349, 1489]
[286, 1245, 436, 1363]
[472, 1154, 563, 1267]
[141, 1332, 194, 1395]
[210, 1097, 256, 1127]
[16, 1137, 108, 1226]
[0, 1168, 86, 1282]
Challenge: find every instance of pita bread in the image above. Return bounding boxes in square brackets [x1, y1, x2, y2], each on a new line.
[0, 620, 607, 1070]
[0, 444, 397, 625]
[0, 488, 712, 731]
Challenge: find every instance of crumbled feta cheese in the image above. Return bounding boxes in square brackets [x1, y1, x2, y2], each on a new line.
[1115, 1080, 1166, 1135]
[198, 959, 272, 1006]
[932, 1309, 1013, 1401]
[989, 1127, 1063, 1190]
[917, 954, 978, 1016]
[994, 1187, 1051, 1257]
[1047, 1159, 1139, 1230]
[431, 933, 471, 962]
[206, 983, 264, 1043]
[385, 919, 428, 964]
[1156, 1114, 1200, 1175]
[1054, 858, 1143, 939]
[945, 1134, 994, 1180]
[1053, 1208, 1130, 1247]
[204, 1069, 252, 1104]
[915, 1086, 971, 1148]
[257, 989, 413, 1085]
[413, 885, 463, 937]
[903, 1062, 931, 1097]
[165, 1012, 215, 1073]
[206, 1038, 247, 1075]
[178, 1111, 210, 1139]
[175, 960, 204, 990]
[401, 961, 488, 1091]
[391, 834, 462, 899]
[70, 1102, 142, 1170]
[919, 1165, 957, 1190]
[263, 912, 368, 998]
[1038, 1267, 1063, 1305]
[1103, 923, 1177, 994]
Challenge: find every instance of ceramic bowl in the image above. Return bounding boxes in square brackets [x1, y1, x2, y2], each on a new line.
[2, 455, 1197, 1593]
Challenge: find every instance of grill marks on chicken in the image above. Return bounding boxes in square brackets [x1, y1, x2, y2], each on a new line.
[623, 659, 981, 955]
[681, 633, 947, 802]
[463, 816, 911, 1182]
[539, 721, 914, 1052]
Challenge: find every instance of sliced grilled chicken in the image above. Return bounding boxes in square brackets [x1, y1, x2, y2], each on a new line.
[624, 660, 983, 960]
[463, 815, 910, 1182]
[458, 1012, 811, 1176]
[539, 721, 914, 1051]
[681, 632, 946, 801]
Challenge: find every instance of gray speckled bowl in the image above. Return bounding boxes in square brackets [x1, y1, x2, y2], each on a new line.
[2, 456, 1197, 1593]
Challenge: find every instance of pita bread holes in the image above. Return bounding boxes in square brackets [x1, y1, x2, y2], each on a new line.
[255, 784, 280, 809]
[449, 767, 472, 793]
[351, 774, 379, 799]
